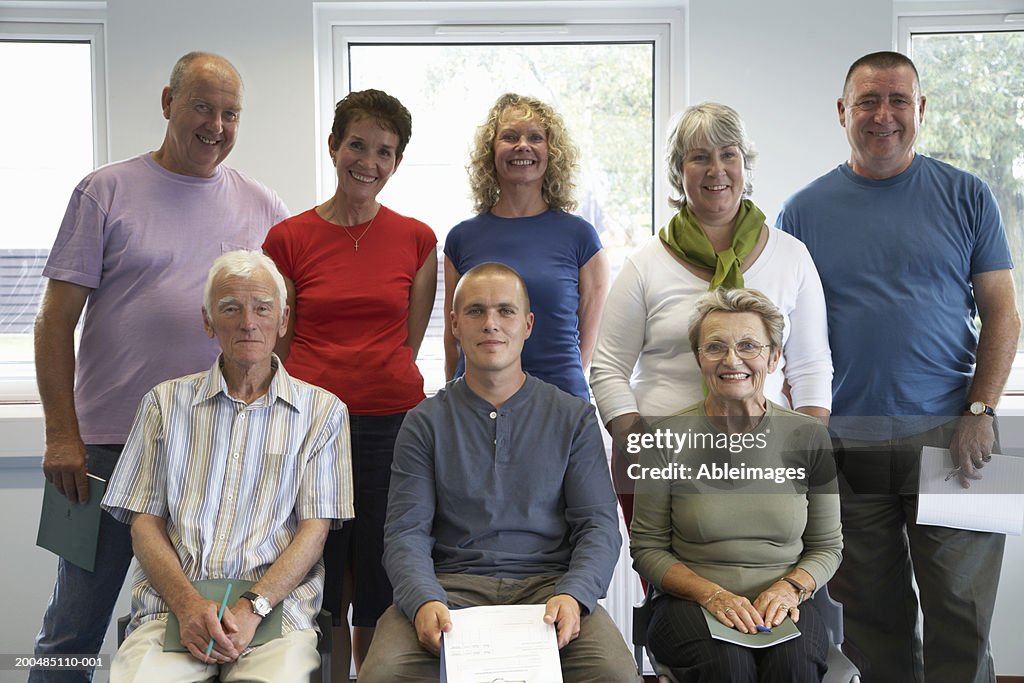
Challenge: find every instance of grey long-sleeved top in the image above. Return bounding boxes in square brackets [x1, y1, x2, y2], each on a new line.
[384, 375, 621, 621]
[631, 400, 842, 601]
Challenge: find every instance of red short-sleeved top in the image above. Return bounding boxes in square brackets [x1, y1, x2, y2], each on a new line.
[264, 205, 436, 414]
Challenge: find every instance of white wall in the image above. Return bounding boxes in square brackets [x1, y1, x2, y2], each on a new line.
[105, 0, 319, 212]
[687, 0, 892, 220]
[3, 0, 1024, 679]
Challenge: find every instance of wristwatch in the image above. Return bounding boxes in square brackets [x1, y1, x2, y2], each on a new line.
[782, 577, 809, 604]
[241, 591, 272, 618]
[967, 401, 996, 417]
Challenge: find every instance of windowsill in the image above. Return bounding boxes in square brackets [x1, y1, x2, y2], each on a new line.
[6, 395, 1024, 462]
[0, 403, 43, 461]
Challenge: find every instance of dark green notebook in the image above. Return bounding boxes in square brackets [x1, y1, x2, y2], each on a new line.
[163, 578, 283, 652]
[36, 474, 106, 572]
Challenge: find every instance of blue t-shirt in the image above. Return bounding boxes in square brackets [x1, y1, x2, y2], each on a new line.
[777, 155, 1012, 437]
[444, 210, 603, 400]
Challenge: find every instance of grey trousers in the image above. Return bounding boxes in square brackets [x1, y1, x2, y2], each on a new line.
[359, 573, 641, 682]
[830, 422, 1003, 683]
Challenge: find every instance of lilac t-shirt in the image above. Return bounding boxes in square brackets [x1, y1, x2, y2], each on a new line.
[43, 153, 289, 443]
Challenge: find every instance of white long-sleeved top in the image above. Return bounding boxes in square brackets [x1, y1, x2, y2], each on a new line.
[591, 229, 833, 423]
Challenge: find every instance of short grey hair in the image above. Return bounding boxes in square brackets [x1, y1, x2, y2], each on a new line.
[168, 51, 242, 96]
[666, 102, 757, 210]
[203, 250, 287, 322]
[687, 288, 784, 358]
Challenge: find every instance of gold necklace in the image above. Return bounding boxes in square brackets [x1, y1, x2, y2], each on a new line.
[341, 207, 379, 252]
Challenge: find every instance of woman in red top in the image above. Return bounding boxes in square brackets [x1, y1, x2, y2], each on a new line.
[263, 89, 437, 679]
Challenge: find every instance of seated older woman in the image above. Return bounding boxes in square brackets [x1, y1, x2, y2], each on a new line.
[630, 288, 842, 682]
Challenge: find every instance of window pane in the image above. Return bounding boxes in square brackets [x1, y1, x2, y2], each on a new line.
[911, 31, 1024, 347]
[0, 41, 94, 367]
[349, 42, 654, 392]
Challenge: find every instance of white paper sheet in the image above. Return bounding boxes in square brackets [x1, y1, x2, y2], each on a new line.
[441, 603, 563, 683]
[916, 446, 1024, 535]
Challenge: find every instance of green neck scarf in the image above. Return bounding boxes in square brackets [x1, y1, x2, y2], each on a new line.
[659, 198, 765, 290]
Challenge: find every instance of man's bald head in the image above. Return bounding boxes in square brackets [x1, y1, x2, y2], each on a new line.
[452, 262, 531, 314]
[168, 51, 243, 97]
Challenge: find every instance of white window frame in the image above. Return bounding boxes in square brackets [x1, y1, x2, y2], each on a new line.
[313, 4, 684, 671]
[0, 6, 108, 404]
[0, 6, 108, 168]
[897, 4, 1024, 393]
[313, 0, 687, 232]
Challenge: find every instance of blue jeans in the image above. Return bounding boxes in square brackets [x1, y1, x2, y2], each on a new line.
[30, 444, 134, 683]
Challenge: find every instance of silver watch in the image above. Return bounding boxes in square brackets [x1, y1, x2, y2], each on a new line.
[241, 591, 272, 618]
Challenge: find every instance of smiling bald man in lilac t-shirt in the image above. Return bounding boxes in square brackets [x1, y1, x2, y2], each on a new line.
[29, 51, 288, 683]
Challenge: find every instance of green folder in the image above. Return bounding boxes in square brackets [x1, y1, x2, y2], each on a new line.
[163, 578, 283, 652]
[35, 474, 106, 572]
[701, 607, 801, 648]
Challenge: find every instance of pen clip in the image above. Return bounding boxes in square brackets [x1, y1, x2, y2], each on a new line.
[945, 465, 962, 482]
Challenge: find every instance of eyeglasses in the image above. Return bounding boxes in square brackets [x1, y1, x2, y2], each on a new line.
[698, 340, 771, 361]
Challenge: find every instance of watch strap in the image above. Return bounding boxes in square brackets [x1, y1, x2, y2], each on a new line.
[782, 576, 809, 603]
[967, 401, 996, 417]
[240, 590, 271, 617]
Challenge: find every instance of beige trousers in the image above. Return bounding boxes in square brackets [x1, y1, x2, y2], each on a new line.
[110, 618, 319, 683]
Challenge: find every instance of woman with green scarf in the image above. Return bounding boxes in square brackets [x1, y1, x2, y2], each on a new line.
[590, 102, 833, 527]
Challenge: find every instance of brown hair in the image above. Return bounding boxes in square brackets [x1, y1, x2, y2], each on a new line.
[331, 89, 413, 159]
[843, 51, 921, 99]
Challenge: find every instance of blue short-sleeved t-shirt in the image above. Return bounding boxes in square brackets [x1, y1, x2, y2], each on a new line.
[444, 210, 603, 399]
[777, 155, 1012, 436]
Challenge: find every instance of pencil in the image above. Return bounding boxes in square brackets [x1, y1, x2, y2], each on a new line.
[206, 581, 234, 657]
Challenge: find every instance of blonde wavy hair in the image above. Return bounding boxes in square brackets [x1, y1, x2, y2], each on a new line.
[467, 93, 579, 214]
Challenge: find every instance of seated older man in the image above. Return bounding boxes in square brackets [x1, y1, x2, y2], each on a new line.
[359, 262, 640, 683]
[102, 250, 353, 683]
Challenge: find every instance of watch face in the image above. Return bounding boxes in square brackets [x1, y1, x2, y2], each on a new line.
[970, 402, 993, 416]
[252, 595, 272, 617]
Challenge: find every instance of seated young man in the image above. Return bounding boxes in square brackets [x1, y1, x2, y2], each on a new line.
[360, 262, 640, 683]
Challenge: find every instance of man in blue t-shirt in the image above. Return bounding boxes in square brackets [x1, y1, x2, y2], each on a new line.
[777, 51, 1019, 683]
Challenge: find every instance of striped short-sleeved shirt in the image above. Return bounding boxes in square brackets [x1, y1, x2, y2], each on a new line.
[102, 355, 353, 633]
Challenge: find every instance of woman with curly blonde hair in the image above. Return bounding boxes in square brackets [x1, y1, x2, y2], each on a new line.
[443, 93, 609, 399]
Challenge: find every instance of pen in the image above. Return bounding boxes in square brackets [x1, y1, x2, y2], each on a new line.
[756, 625, 772, 633]
[945, 465, 961, 481]
[206, 581, 233, 658]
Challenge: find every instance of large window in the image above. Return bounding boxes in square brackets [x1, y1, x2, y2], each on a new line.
[899, 11, 1024, 385]
[316, 5, 683, 670]
[316, 1, 684, 394]
[0, 17, 106, 401]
